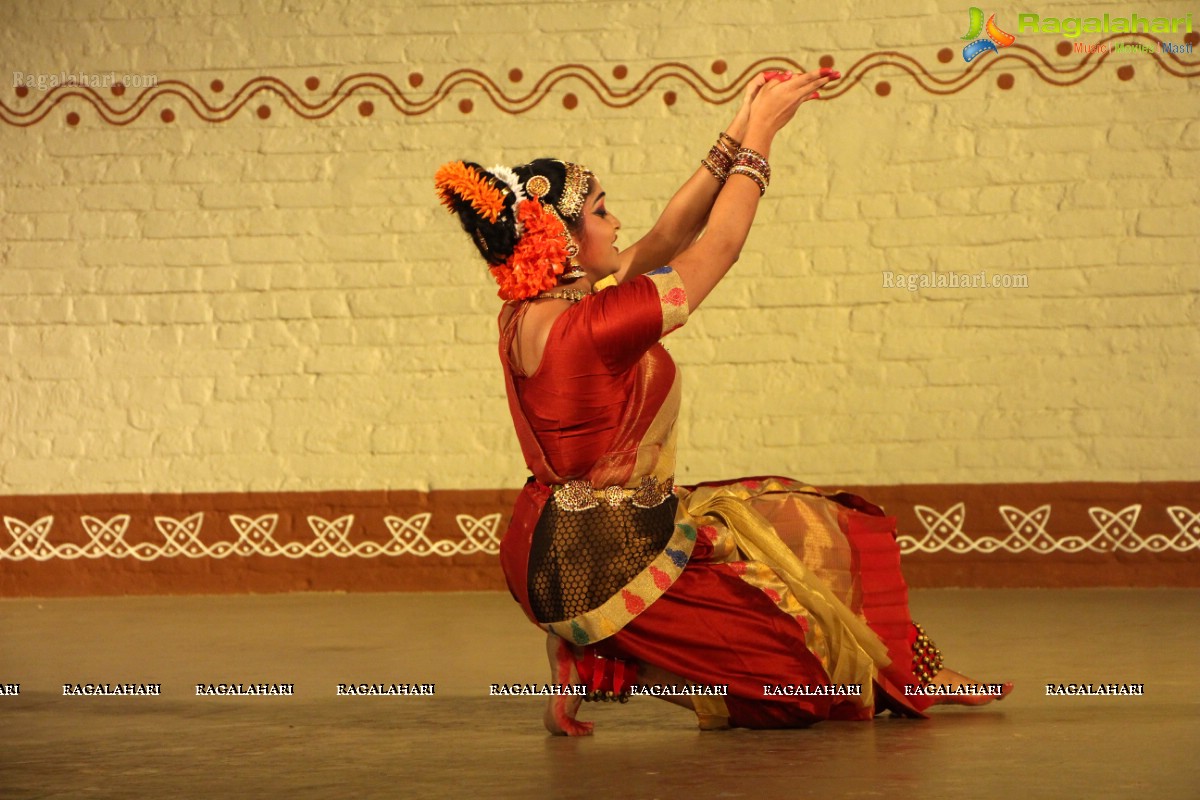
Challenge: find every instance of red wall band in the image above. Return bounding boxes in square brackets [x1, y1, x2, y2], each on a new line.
[2, 482, 1197, 596]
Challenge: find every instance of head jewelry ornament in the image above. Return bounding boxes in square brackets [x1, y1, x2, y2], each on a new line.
[435, 159, 593, 301]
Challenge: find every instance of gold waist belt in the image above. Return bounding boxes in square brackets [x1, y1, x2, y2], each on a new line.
[552, 475, 675, 512]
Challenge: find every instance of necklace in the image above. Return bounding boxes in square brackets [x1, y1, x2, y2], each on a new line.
[535, 289, 591, 302]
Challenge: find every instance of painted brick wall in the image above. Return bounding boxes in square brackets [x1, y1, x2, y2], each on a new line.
[1, 0, 1197, 502]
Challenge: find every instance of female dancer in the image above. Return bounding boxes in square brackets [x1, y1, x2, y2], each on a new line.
[435, 67, 1009, 734]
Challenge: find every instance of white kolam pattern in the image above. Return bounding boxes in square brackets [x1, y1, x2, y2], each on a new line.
[0, 512, 503, 561]
[898, 504, 1200, 554]
[4, 505, 1198, 561]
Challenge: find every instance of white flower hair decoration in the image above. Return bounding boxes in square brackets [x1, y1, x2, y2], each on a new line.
[488, 165, 528, 236]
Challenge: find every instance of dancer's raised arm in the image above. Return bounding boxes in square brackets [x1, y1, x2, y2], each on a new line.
[614, 73, 772, 281]
[668, 68, 833, 311]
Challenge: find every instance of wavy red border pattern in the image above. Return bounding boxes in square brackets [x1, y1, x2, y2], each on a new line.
[2, 36, 1197, 127]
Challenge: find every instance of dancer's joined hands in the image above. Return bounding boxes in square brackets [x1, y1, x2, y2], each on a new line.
[744, 67, 840, 139]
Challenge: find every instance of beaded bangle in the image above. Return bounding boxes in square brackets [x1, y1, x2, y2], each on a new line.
[729, 146, 771, 195]
[729, 165, 766, 195]
[702, 131, 741, 184]
[701, 156, 727, 183]
[733, 146, 771, 183]
[710, 146, 733, 175]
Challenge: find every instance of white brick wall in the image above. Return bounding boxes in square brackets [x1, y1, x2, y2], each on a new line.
[1, 0, 1196, 495]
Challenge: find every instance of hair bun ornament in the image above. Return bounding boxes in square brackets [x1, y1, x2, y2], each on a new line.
[525, 174, 551, 199]
[434, 161, 507, 222]
[435, 158, 586, 302]
[488, 199, 570, 301]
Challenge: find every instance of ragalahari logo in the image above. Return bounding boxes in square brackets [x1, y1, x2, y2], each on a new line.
[961, 7, 1017, 61]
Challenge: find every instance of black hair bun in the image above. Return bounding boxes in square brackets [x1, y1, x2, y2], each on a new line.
[434, 161, 520, 266]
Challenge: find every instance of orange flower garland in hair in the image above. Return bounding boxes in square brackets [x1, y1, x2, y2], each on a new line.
[489, 200, 570, 300]
[434, 161, 506, 222]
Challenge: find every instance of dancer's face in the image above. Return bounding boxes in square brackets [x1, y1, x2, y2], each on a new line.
[574, 179, 622, 279]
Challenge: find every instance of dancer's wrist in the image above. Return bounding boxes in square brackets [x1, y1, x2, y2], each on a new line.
[739, 124, 773, 159]
[724, 111, 749, 146]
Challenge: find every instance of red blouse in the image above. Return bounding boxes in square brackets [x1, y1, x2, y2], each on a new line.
[500, 267, 689, 489]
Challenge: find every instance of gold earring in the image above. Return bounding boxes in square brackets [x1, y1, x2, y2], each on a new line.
[562, 242, 584, 280]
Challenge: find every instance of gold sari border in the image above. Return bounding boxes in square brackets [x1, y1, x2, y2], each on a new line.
[678, 483, 890, 710]
[646, 267, 688, 336]
[544, 518, 698, 646]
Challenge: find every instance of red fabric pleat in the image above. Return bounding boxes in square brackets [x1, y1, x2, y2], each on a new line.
[587, 500, 935, 725]
[595, 562, 876, 727]
[499, 481, 551, 624]
[840, 508, 933, 714]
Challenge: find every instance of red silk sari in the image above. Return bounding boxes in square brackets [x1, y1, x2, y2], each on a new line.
[498, 267, 933, 727]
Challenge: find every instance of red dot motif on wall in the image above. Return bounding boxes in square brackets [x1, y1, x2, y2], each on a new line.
[1, 44, 1195, 130]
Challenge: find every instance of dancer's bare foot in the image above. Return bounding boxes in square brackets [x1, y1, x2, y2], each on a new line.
[928, 667, 1013, 706]
[543, 634, 593, 736]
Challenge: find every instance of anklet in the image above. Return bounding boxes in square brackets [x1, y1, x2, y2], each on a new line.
[912, 622, 944, 685]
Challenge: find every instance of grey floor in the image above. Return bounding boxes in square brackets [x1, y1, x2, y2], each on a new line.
[1, 589, 1196, 799]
